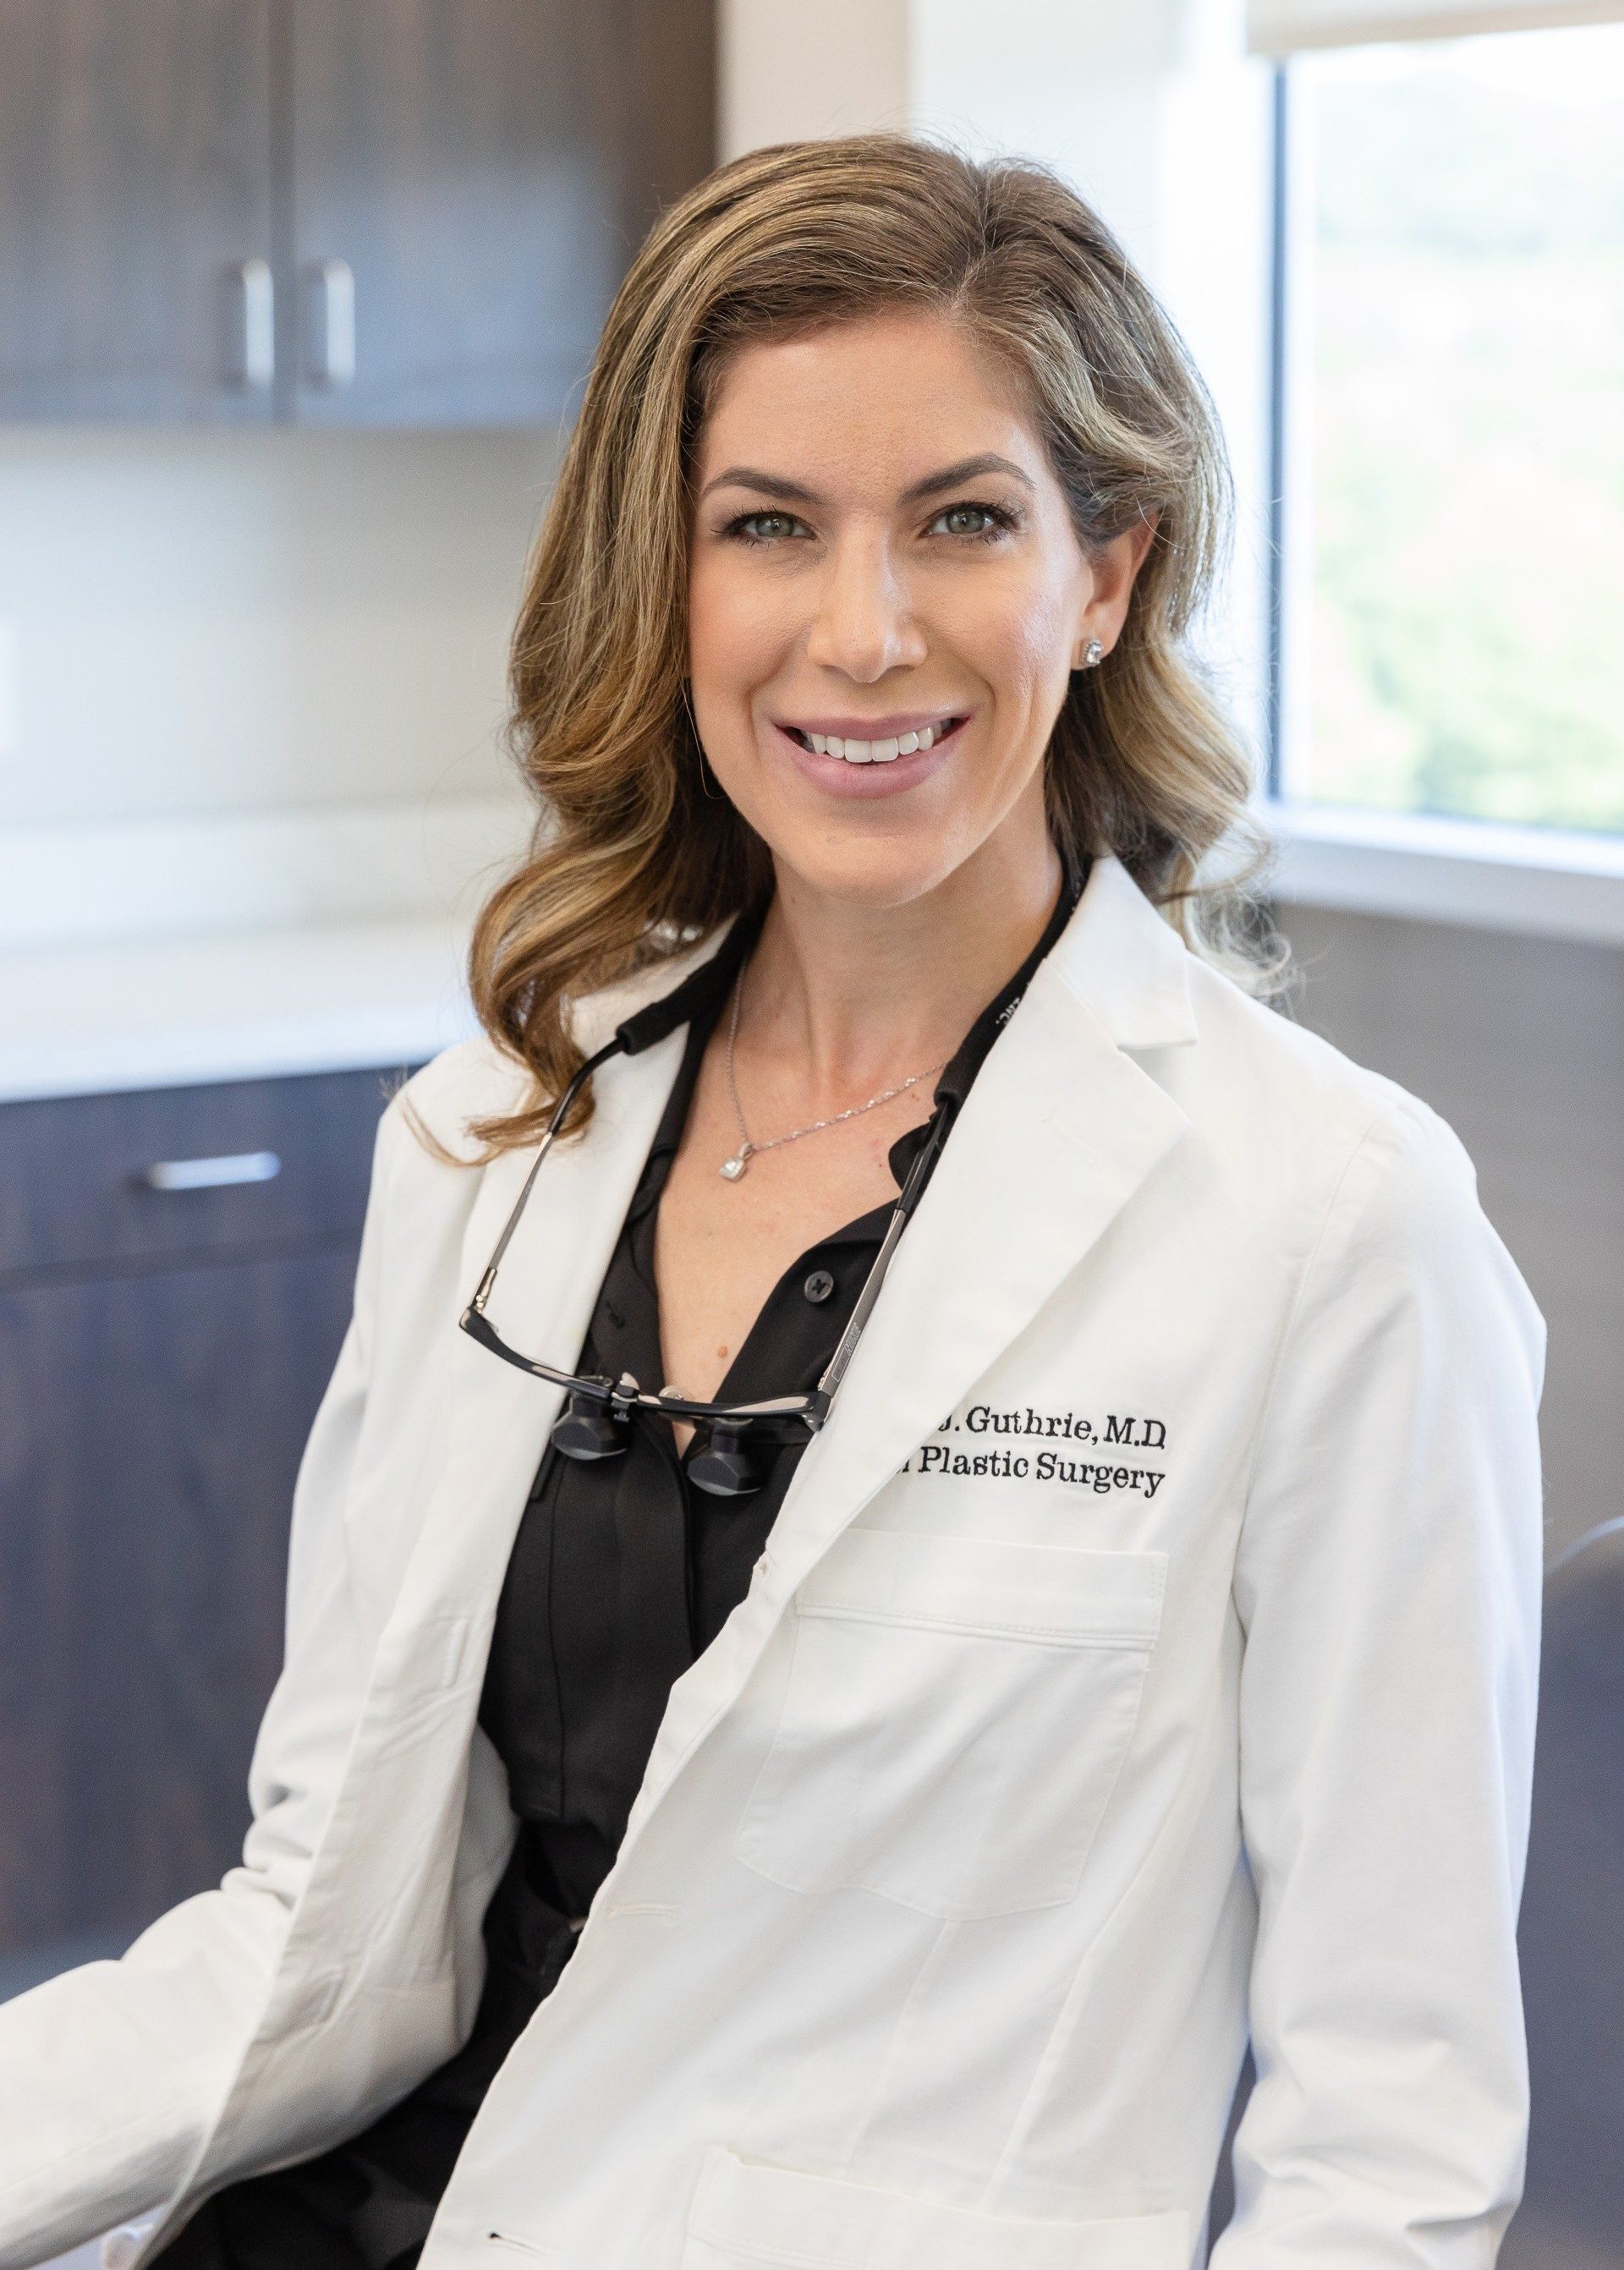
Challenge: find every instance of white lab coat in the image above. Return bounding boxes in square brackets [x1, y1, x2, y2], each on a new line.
[0, 853, 1546, 2270]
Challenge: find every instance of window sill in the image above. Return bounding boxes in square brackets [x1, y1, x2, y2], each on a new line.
[1262, 799, 1624, 948]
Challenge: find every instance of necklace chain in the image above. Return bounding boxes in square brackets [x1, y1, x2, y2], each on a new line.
[719, 966, 947, 1182]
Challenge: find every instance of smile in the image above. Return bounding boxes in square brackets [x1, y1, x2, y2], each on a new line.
[778, 715, 968, 766]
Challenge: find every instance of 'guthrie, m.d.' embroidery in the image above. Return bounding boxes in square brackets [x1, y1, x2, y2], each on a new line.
[899, 1402, 1171, 1498]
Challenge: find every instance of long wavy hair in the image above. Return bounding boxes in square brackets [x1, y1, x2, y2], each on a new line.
[459, 130, 1289, 1154]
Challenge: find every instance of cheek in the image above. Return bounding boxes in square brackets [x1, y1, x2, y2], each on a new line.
[964, 584, 1076, 732]
[687, 552, 787, 688]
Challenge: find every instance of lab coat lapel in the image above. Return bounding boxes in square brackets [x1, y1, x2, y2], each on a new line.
[758, 853, 1198, 1599]
[385, 923, 742, 1636]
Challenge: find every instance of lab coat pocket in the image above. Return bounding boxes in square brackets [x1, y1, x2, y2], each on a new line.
[733, 1529, 1166, 1918]
[680, 2143, 1192, 2268]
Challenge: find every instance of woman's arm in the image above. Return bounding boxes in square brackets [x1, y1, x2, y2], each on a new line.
[1213, 1098, 1546, 2267]
[0, 1094, 405, 2269]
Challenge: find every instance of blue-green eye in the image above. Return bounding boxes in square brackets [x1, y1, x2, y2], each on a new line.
[727, 509, 801, 546]
[930, 502, 1018, 541]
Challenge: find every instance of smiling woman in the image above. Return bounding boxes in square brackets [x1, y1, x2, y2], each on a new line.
[0, 129, 1544, 2270]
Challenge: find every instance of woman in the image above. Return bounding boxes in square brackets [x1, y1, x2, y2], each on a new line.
[1, 134, 1544, 2270]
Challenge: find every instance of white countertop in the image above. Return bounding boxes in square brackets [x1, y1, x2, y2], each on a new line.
[0, 916, 480, 1104]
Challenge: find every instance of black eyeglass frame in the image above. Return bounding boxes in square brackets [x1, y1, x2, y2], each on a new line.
[458, 1027, 954, 1450]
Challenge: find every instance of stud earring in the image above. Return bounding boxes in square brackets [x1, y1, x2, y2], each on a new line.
[1075, 637, 1105, 671]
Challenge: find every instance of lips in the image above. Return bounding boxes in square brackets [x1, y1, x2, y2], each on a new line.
[781, 715, 968, 765]
[770, 712, 969, 802]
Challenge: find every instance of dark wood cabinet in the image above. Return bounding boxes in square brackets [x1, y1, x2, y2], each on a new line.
[0, 1066, 405, 1987]
[286, 0, 706, 428]
[0, 0, 716, 428]
[0, 0, 277, 422]
[0, 1068, 393, 1277]
[0, 1242, 357, 1959]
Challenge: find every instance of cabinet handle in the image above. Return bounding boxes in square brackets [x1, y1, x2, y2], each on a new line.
[139, 1151, 282, 1193]
[305, 258, 356, 388]
[228, 258, 275, 389]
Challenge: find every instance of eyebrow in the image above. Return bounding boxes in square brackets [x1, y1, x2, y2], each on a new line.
[696, 452, 1036, 509]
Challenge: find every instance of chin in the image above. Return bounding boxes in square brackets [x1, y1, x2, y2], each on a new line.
[764, 823, 975, 911]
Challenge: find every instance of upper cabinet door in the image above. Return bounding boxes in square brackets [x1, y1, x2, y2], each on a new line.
[0, 0, 277, 422]
[287, 0, 716, 428]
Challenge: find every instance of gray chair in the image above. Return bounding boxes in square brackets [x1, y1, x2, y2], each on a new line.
[1502, 1518, 1624, 2269]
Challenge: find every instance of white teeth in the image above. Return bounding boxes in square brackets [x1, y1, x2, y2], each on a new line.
[798, 718, 955, 763]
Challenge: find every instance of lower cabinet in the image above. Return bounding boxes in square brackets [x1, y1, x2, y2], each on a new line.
[0, 1065, 408, 1989]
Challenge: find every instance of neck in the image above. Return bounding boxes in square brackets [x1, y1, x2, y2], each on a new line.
[738, 823, 1067, 1106]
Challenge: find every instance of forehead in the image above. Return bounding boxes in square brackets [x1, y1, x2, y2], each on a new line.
[694, 309, 1042, 485]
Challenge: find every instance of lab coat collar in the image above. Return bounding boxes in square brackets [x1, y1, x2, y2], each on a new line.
[1052, 847, 1199, 1053]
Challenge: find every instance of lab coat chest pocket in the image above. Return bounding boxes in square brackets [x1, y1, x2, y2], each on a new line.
[733, 1527, 1167, 1919]
[680, 2145, 1193, 2268]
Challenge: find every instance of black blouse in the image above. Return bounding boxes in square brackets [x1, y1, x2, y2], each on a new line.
[150, 851, 1088, 2270]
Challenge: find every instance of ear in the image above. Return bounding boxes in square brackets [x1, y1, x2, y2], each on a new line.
[1073, 512, 1162, 666]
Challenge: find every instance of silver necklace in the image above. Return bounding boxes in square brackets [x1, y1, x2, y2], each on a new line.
[719, 968, 948, 1182]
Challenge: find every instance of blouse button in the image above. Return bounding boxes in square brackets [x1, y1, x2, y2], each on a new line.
[803, 1268, 836, 1304]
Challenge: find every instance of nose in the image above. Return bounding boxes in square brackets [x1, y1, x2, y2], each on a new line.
[803, 528, 928, 683]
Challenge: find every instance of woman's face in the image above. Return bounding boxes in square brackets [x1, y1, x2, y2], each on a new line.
[685, 305, 1154, 908]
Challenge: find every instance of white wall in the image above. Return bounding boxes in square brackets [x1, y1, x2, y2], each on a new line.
[718, 0, 911, 153]
[0, 427, 551, 941]
[0, 427, 559, 831]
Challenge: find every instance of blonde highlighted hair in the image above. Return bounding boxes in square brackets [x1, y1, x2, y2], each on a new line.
[460, 129, 1288, 1154]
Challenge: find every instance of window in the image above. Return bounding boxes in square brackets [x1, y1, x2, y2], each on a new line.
[1274, 22, 1624, 837]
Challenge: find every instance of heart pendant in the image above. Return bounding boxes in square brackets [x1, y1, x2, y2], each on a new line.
[719, 1151, 749, 1181]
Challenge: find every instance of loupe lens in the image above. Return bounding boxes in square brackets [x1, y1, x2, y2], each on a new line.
[685, 1422, 765, 1498]
[551, 1386, 630, 1462]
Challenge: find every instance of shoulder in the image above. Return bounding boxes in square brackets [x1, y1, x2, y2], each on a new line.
[387, 1032, 535, 1166]
[387, 917, 737, 1142]
[1193, 954, 1462, 1160]
[1171, 955, 1521, 1295]
[1183, 954, 1426, 1149]
[1187, 964, 1543, 1363]
[377, 918, 733, 1174]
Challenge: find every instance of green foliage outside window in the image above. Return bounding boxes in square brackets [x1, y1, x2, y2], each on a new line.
[1299, 30, 1624, 836]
